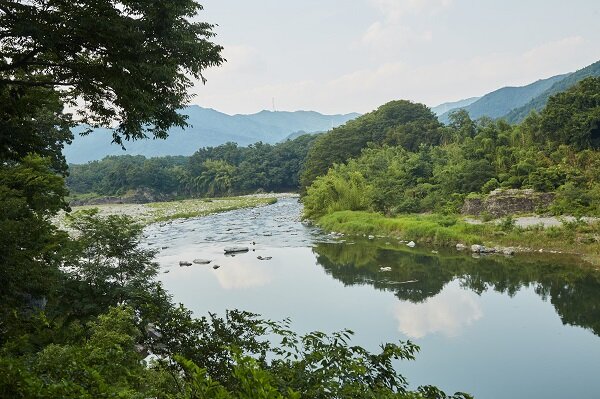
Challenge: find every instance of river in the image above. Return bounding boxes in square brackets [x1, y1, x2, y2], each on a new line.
[144, 197, 600, 399]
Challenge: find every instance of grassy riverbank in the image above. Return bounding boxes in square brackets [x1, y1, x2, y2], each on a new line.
[61, 196, 278, 226]
[318, 211, 600, 263]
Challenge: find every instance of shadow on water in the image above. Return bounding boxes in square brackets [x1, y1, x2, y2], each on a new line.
[313, 240, 600, 337]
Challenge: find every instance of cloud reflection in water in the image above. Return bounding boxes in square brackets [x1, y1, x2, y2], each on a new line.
[213, 260, 274, 290]
[393, 283, 483, 339]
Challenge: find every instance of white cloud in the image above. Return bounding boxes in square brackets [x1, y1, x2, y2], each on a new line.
[362, 22, 433, 48]
[393, 284, 483, 339]
[191, 35, 598, 115]
[370, 0, 454, 18]
[361, 0, 452, 48]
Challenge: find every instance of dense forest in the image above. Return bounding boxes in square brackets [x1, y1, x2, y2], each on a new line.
[67, 134, 318, 198]
[303, 77, 600, 219]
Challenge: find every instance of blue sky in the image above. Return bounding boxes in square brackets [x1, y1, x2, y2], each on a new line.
[190, 0, 600, 115]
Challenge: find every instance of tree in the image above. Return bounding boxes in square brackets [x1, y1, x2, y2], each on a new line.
[196, 159, 236, 196]
[0, 85, 72, 173]
[60, 209, 159, 320]
[301, 100, 440, 189]
[0, 0, 224, 147]
[0, 0, 223, 326]
[539, 77, 600, 150]
[0, 156, 69, 341]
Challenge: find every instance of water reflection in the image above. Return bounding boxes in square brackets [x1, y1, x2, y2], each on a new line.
[213, 260, 273, 290]
[151, 198, 600, 399]
[313, 241, 600, 336]
[393, 283, 483, 338]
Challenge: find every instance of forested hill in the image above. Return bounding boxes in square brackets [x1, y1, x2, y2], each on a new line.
[63, 106, 359, 164]
[436, 58, 600, 125]
[503, 59, 600, 123]
[437, 73, 568, 123]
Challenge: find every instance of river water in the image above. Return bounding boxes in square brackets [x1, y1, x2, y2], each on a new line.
[145, 197, 600, 399]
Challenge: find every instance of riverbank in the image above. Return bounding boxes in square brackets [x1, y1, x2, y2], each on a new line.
[57, 195, 282, 228]
[317, 211, 600, 265]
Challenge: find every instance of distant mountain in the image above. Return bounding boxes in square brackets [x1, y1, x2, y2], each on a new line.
[438, 73, 569, 124]
[64, 106, 360, 164]
[503, 60, 600, 123]
[430, 97, 480, 116]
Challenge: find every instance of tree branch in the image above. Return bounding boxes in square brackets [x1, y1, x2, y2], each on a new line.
[0, 78, 74, 87]
[0, 47, 44, 72]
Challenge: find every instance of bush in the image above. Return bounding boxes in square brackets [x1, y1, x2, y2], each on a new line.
[303, 168, 373, 219]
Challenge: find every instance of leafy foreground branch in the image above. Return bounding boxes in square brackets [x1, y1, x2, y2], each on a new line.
[0, 211, 471, 399]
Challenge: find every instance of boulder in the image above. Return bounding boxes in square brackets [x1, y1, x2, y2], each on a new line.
[179, 261, 192, 267]
[407, 241, 416, 248]
[193, 258, 212, 264]
[224, 246, 249, 254]
[456, 243, 467, 251]
[471, 244, 484, 253]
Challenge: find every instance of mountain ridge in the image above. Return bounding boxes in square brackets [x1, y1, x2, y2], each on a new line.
[437, 73, 569, 124]
[503, 59, 600, 123]
[64, 106, 360, 164]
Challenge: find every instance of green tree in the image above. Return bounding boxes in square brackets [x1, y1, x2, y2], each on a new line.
[301, 100, 440, 189]
[0, 0, 224, 145]
[0, 156, 69, 341]
[196, 159, 237, 196]
[539, 77, 600, 150]
[60, 210, 159, 320]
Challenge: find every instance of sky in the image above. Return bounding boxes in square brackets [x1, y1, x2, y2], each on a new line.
[189, 0, 600, 115]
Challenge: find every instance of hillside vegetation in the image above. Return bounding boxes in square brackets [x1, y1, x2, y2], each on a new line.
[436, 59, 600, 125]
[302, 78, 600, 254]
[438, 73, 568, 123]
[503, 59, 600, 123]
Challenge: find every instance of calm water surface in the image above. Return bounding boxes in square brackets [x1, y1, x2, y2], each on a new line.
[144, 198, 600, 399]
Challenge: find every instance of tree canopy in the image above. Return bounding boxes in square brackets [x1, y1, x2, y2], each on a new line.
[303, 78, 600, 218]
[0, 0, 224, 149]
[301, 100, 441, 189]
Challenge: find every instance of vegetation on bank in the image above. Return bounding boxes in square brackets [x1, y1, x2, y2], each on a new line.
[66, 134, 318, 199]
[302, 78, 600, 258]
[317, 211, 600, 259]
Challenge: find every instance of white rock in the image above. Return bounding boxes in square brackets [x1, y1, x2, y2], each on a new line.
[407, 241, 416, 248]
[456, 243, 467, 251]
[471, 244, 484, 253]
